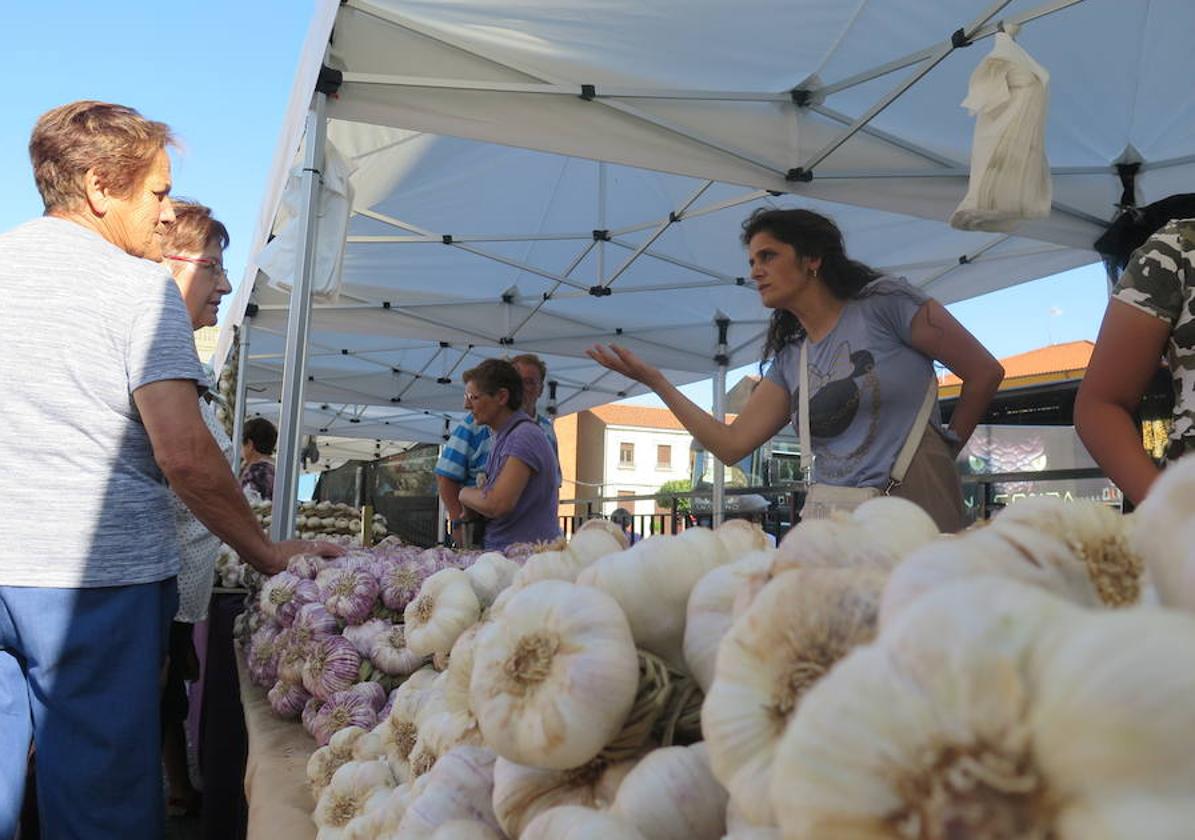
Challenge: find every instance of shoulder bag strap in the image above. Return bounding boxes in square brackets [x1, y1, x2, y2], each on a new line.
[886, 378, 939, 492]
[799, 340, 813, 484]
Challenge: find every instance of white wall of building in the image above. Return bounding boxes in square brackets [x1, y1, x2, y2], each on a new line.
[601, 424, 692, 517]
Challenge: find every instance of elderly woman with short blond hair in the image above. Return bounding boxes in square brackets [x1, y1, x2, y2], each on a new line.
[0, 100, 342, 840]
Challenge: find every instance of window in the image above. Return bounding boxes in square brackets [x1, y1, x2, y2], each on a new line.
[619, 441, 634, 466]
[656, 444, 671, 468]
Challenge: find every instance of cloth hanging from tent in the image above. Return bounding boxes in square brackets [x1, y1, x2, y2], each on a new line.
[950, 31, 1052, 232]
[257, 139, 353, 301]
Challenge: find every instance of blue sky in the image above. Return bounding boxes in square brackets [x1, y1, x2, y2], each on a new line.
[3, 1, 1111, 418]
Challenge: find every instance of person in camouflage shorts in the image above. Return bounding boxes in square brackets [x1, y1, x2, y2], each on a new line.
[1076, 218, 1195, 505]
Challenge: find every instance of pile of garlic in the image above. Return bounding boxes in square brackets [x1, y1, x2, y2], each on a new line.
[281, 468, 1195, 840]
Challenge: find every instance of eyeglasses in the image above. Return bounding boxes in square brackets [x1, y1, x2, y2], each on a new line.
[166, 254, 227, 281]
[463, 391, 489, 403]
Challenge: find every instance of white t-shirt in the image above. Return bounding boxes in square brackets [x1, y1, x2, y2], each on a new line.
[0, 217, 207, 587]
[173, 385, 233, 621]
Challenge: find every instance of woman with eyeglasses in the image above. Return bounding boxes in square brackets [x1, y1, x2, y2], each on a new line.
[458, 358, 562, 550]
[158, 199, 234, 819]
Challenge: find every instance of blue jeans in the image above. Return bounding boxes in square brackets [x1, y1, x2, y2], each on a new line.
[0, 579, 177, 840]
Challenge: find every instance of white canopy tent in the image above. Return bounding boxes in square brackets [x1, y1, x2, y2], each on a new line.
[221, 0, 1195, 536]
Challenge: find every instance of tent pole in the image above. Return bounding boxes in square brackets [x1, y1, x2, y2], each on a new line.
[230, 309, 253, 476]
[272, 90, 328, 541]
[711, 318, 730, 527]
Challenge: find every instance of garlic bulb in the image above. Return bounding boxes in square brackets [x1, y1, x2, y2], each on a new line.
[312, 759, 395, 836]
[521, 805, 647, 840]
[387, 672, 439, 781]
[774, 496, 937, 576]
[767, 576, 1195, 839]
[879, 522, 1102, 628]
[703, 568, 884, 825]
[465, 552, 520, 607]
[726, 798, 781, 840]
[611, 742, 728, 840]
[576, 528, 728, 667]
[563, 527, 625, 566]
[1127, 453, 1195, 610]
[492, 755, 635, 838]
[991, 495, 1143, 606]
[510, 549, 586, 588]
[394, 745, 502, 838]
[370, 623, 425, 677]
[339, 786, 394, 840]
[430, 819, 504, 840]
[713, 518, 770, 558]
[576, 515, 630, 546]
[404, 568, 481, 657]
[684, 550, 775, 693]
[470, 580, 639, 770]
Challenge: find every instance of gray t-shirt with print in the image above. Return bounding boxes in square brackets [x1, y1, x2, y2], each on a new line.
[0, 217, 208, 587]
[763, 276, 940, 489]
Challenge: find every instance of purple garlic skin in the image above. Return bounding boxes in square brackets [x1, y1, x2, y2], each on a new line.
[350, 680, 387, 712]
[342, 618, 388, 657]
[311, 689, 378, 746]
[288, 553, 329, 580]
[247, 625, 281, 687]
[302, 696, 324, 737]
[318, 567, 381, 626]
[302, 634, 361, 701]
[268, 679, 311, 719]
[259, 571, 301, 621]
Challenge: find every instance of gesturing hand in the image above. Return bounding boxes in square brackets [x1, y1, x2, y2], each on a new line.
[585, 344, 661, 387]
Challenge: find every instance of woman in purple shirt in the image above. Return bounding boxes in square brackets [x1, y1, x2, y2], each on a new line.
[458, 359, 561, 550]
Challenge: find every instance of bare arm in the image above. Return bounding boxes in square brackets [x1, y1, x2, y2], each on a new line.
[134, 380, 342, 574]
[459, 457, 532, 519]
[1075, 299, 1169, 505]
[436, 474, 466, 521]
[907, 299, 1004, 447]
[586, 344, 790, 464]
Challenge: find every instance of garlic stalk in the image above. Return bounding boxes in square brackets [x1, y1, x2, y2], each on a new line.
[703, 567, 884, 825]
[491, 755, 635, 838]
[470, 580, 639, 770]
[611, 742, 728, 840]
[404, 568, 482, 657]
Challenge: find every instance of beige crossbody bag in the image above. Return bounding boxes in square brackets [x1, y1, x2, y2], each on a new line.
[798, 340, 937, 520]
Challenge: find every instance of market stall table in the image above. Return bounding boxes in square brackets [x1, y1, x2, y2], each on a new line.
[236, 646, 318, 840]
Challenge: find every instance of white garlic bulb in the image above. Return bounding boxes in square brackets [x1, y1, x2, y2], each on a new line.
[576, 527, 728, 667]
[879, 523, 1102, 629]
[770, 576, 1195, 839]
[511, 549, 586, 588]
[465, 552, 520, 607]
[394, 745, 502, 838]
[611, 742, 728, 840]
[404, 568, 481, 657]
[991, 495, 1143, 606]
[521, 805, 647, 840]
[313, 759, 395, 836]
[564, 527, 626, 566]
[703, 567, 884, 825]
[1130, 453, 1195, 610]
[470, 580, 639, 770]
[491, 755, 635, 838]
[575, 515, 630, 550]
[774, 496, 937, 576]
[684, 550, 775, 693]
[430, 819, 505, 840]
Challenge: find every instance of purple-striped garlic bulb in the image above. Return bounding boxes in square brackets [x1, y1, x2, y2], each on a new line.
[288, 553, 329, 580]
[274, 629, 308, 684]
[370, 623, 425, 677]
[303, 696, 325, 738]
[379, 687, 401, 722]
[376, 556, 438, 612]
[285, 578, 321, 625]
[350, 680, 388, 713]
[247, 625, 282, 687]
[311, 689, 378, 746]
[292, 602, 340, 649]
[302, 634, 362, 701]
[318, 567, 381, 626]
[259, 571, 302, 622]
[342, 618, 389, 658]
[268, 679, 310, 719]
